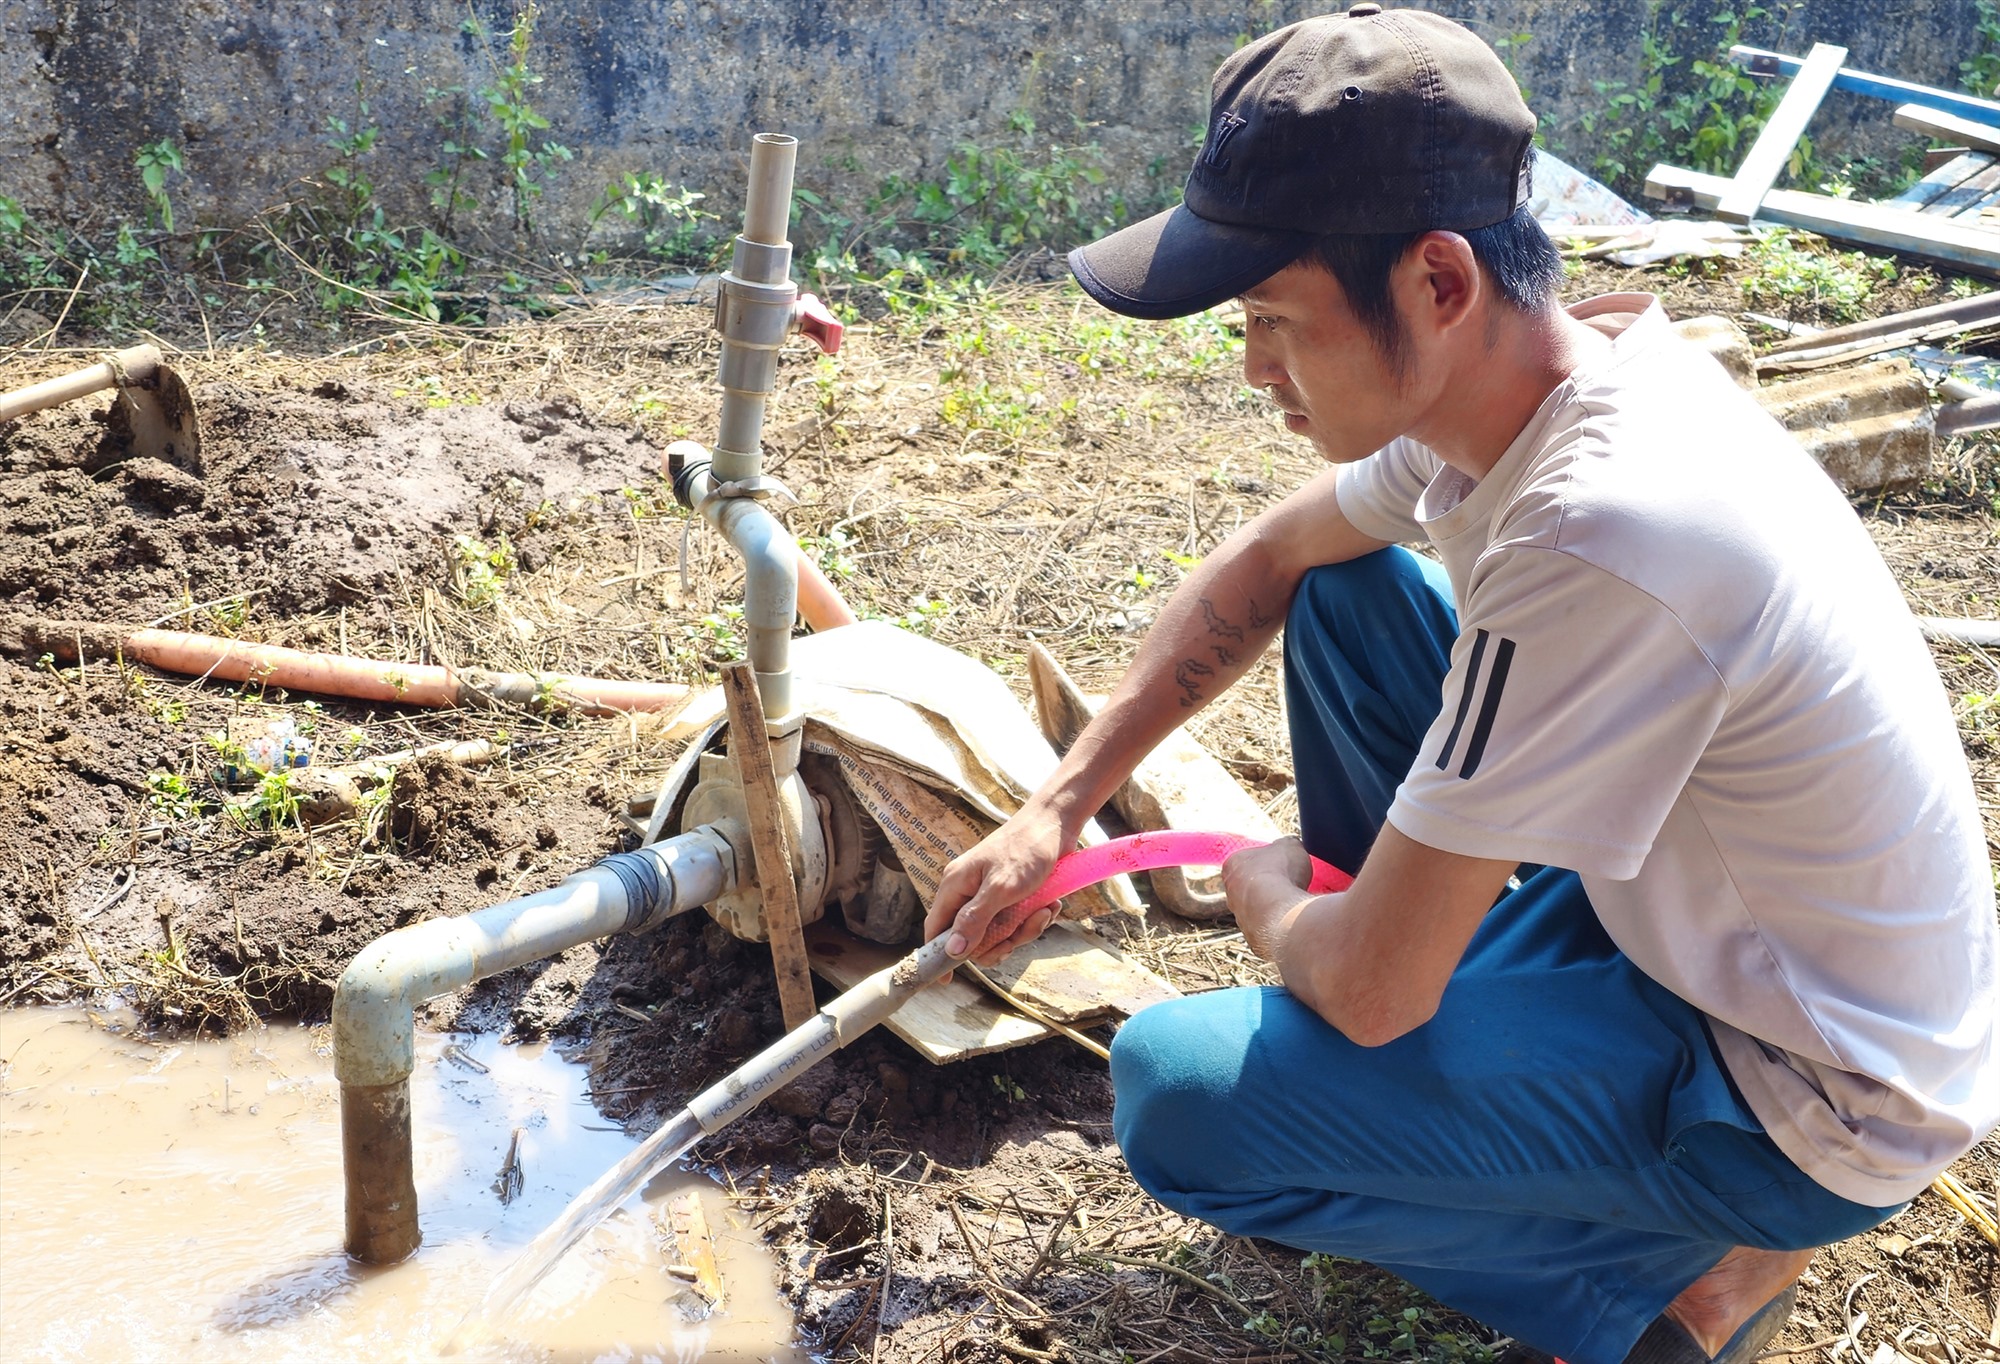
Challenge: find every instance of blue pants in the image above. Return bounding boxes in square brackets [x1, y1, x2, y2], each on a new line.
[1111, 549, 1898, 1364]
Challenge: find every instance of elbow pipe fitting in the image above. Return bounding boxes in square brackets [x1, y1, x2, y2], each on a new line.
[335, 829, 735, 1264]
[709, 494, 798, 719]
[673, 459, 799, 721]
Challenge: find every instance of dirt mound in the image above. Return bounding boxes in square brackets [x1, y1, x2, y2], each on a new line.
[0, 380, 656, 625]
[0, 376, 663, 1027]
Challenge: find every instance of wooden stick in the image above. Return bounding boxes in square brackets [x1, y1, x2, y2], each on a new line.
[1644, 163, 2000, 277]
[1894, 104, 2000, 157]
[719, 663, 817, 1033]
[0, 344, 159, 421]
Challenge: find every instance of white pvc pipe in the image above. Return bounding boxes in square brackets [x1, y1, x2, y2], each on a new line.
[680, 466, 799, 720]
[744, 134, 798, 247]
[335, 828, 736, 1262]
[1920, 616, 2000, 646]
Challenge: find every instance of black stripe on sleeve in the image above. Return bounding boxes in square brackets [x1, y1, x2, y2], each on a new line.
[1434, 628, 1489, 773]
[1456, 636, 1516, 779]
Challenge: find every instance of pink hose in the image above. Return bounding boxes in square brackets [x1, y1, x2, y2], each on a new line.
[1019, 831, 1351, 912]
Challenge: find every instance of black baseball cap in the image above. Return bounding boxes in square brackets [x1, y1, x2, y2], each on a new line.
[1068, 5, 1537, 320]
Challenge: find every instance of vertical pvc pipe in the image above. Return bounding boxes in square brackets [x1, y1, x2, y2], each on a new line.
[743, 134, 798, 250]
[710, 131, 802, 716]
[342, 1082, 420, 1262]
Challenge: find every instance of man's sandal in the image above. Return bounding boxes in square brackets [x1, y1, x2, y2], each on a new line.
[1625, 1284, 1798, 1364]
[1493, 1283, 1798, 1364]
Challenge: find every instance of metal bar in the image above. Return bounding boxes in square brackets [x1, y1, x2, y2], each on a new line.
[1717, 43, 1847, 224]
[1730, 45, 2000, 124]
[1762, 288, 2000, 356]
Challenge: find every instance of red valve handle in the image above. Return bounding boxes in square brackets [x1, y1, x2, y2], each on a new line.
[794, 293, 844, 355]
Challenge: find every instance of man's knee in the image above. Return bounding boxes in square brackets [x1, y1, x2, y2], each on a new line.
[1111, 995, 1252, 1201]
[1287, 546, 1444, 639]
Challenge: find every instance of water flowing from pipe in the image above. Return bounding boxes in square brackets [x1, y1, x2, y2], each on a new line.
[447, 832, 1352, 1353]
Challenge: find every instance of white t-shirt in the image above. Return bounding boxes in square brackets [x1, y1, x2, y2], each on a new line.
[1335, 294, 1999, 1206]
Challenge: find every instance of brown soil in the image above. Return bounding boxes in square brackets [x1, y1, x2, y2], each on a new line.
[0, 252, 1995, 1364]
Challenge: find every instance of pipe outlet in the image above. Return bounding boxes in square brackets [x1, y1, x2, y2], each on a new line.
[335, 828, 735, 1262]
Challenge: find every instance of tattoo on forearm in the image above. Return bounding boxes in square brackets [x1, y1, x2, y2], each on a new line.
[1198, 598, 1245, 644]
[1246, 597, 1275, 630]
[1174, 658, 1215, 707]
[1213, 644, 1240, 667]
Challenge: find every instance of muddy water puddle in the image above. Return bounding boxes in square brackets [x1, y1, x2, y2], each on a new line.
[0, 1008, 803, 1363]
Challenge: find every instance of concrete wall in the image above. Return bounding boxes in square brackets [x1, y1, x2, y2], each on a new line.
[0, 0, 1985, 250]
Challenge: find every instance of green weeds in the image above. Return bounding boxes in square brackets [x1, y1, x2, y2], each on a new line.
[135, 139, 185, 232]
[1966, 0, 2000, 97]
[450, 534, 518, 607]
[228, 768, 303, 833]
[890, 596, 953, 636]
[804, 109, 1140, 290]
[0, 2, 584, 331]
[146, 772, 207, 822]
[481, 4, 571, 238]
[687, 603, 746, 663]
[587, 173, 713, 263]
[1739, 231, 1895, 323]
[798, 529, 859, 582]
[1577, 4, 1823, 200]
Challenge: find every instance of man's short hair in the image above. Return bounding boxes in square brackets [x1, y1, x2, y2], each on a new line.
[1303, 206, 1564, 366]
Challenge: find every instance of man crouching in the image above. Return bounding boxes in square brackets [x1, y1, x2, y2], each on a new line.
[925, 8, 2000, 1364]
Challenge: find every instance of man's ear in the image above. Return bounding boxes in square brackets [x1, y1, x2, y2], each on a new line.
[1396, 231, 1480, 340]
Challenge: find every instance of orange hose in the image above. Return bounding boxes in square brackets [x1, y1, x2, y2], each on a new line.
[120, 550, 855, 711]
[518, 674, 694, 716]
[124, 630, 461, 706]
[121, 630, 693, 714]
[795, 553, 858, 630]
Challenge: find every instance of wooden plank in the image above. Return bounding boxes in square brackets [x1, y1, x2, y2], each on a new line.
[1890, 153, 1990, 213]
[719, 664, 817, 1034]
[1730, 45, 2000, 125]
[1717, 43, 1847, 224]
[802, 919, 1053, 1062]
[1644, 162, 2000, 277]
[1936, 158, 2000, 220]
[980, 921, 1181, 1023]
[658, 1190, 725, 1311]
[1894, 104, 2000, 156]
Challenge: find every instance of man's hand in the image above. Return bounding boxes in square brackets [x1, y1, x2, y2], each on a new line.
[924, 803, 1068, 966]
[1257, 824, 1517, 1046]
[1221, 837, 1316, 959]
